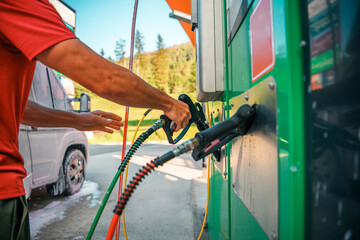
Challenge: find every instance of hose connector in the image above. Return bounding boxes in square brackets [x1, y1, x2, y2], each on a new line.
[153, 138, 199, 167]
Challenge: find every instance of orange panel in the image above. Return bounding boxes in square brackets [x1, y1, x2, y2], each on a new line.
[179, 22, 195, 46]
[166, 0, 191, 14]
[165, 0, 195, 46]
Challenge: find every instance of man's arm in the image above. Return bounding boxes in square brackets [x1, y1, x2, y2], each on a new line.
[35, 39, 190, 132]
[22, 100, 123, 133]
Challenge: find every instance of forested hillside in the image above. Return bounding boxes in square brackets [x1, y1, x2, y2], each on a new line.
[74, 33, 195, 97]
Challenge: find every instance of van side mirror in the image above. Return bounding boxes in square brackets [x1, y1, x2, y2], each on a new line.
[69, 93, 91, 113]
[79, 93, 91, 112]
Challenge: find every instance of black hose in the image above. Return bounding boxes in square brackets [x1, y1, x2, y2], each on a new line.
[118, 119, 163, 172]
[113, 138, 199, 216]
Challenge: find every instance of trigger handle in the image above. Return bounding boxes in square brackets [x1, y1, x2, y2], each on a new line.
[160, 115, 175, 144]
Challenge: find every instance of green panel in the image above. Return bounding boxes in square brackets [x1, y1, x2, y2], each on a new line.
[208, 101, 230, 240]
[226, 1, 269, 238]
[208, 0, 307, 238]
[228, 25, 251, 97]
[208, 161, 230, 240]
[218, 0, 306, 239]
[278, 0, 306, 239]
[227, 0, 269, 238]
[230, 191, 269, 240]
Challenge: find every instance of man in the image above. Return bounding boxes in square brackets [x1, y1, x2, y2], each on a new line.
[0, 0, 191, 239]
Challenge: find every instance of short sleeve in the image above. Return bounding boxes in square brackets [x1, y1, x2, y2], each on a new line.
[0, 0, 77, 60]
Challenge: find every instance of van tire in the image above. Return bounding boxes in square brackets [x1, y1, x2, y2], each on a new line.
[63, 149, 85, 195]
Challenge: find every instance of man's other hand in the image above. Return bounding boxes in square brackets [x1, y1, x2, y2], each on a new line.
[76, 110, 123, 133]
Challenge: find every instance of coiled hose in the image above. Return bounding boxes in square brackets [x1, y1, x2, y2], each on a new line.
[106, 138, 200, 240]
[86, 119, 163, 240]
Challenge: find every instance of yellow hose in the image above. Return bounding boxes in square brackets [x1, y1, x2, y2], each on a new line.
[197, 103, 211, 240]
[122, 113, 148, 239]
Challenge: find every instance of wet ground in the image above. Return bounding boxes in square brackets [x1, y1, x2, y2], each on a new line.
[28, 143, 209, 240]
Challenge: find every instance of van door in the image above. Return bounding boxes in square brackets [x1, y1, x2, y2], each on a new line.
[27, 62, 60, 186]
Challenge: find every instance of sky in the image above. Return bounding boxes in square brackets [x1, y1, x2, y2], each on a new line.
[65, 0, 190, 59]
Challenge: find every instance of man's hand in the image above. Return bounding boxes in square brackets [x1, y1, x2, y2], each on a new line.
[75, 110, 123, 133]
[22, 100, 123, 133]
[163, 99, 191, 132]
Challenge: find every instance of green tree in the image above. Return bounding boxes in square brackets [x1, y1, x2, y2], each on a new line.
[100, 49, 105, 57]
[187, 61, 196, 92]
[114, 38, 126, 65]
[151, 34, 169, 91]
[134, 30, 146, 76]
[135, 30, 144, 54]
[166, 42, 195, 93]
[156, 34, 165, 50]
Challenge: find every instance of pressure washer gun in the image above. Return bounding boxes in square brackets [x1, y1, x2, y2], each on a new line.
[161, 94, 208, 144]
[160, 94, 221, 160]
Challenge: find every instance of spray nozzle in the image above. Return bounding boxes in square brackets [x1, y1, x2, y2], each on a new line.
[192, 104, 256, 161]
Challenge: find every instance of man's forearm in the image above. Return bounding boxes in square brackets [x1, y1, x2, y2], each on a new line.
[22, 100, 78, 128]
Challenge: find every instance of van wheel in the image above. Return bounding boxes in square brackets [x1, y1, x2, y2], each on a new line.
[63, 149, 85, 195]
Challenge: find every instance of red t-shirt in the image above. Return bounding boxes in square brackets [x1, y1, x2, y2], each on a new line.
[0, 0, 76, 200]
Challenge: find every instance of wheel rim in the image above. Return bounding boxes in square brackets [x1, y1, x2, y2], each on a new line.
[69, 156, 84, 186]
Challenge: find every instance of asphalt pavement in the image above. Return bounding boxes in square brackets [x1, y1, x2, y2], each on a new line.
[28, 143, 209, 240]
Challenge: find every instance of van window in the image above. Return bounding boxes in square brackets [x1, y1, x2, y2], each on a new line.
[49, 71, 66, 110]
[32, 65, 53, 109]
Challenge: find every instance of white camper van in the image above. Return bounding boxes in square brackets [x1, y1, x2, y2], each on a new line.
[19, 62, 90, 198]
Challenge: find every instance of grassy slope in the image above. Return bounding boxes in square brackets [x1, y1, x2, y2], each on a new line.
[89, 92, 198, 144]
